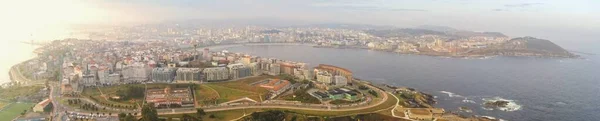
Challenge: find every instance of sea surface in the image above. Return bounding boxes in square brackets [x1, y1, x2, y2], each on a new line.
[0, 41, 37, 85]
[217, 45, 600, 121]
[0, 26, 87, 85]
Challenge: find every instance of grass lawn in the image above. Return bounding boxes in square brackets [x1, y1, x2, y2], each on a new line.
[195, 85, 220, 106]
[0, 101, 7, 109]
[277, 88, 321, 104]
[394, 93, 410, 107]
[82, 84, 149, 108]
[160, 108, 265, 121]
[204, 84, 263, 103]
[201, 75, 279, 103]
[331, 113, 410, 121]
[160, 93, 396, 120]
[210, 76, 271, 94]
[280, 93, 397, 117]
[329, 99, 362, 105]
[0, 102, 35, 121]
[0, 86, 44, 100]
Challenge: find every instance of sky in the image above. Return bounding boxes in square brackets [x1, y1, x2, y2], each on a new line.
[0, 0, 599, 51]
[0, 0, 598, 83]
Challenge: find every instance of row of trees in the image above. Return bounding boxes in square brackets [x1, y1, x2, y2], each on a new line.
[368, 90, 379, 97]
[67, 99, 82, 105]
[97, 99, 137, 109]
[80, 103, 101, 111]
[119, 103, 160, 121]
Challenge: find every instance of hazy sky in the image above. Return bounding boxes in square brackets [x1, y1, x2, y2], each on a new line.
[1, 0, 599, 51]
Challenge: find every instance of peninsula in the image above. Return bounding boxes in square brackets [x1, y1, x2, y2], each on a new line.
[2, 38, 502, 121]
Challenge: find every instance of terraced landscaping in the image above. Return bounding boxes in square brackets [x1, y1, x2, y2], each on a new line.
[201, 75, 275, 103]
[195, 84, 220, 106]
[81, 85, 143, 108]
[204, 84, 263, 103]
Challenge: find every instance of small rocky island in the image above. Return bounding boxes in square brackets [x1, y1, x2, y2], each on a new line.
[484, 100, 510, 108]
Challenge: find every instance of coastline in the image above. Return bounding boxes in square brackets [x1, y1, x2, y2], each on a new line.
[183, 42, 580, 59]
[191, 42, 318, 51]
[312, 45, 580, 59]
[21, 40, 538, 120]
[5, 58, 35, 86]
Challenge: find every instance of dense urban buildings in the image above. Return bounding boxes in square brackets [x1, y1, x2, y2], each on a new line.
[151, 68, 177, 83]
[122, 62, 151, 83]
[227, 63, 251, 79]
[203, 67, 229, 82]
[175, 68, 203, 83]
[315, 64, 353, 84]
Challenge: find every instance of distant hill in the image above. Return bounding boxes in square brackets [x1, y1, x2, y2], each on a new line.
[365, 25, 575, 58]
[415, 25, 459, 32]
[469, 37, 577, 58]
[366, 28, 446, 37]
[366, 27, 506, 39]
[504, 37, 575, 56]
[290, 23, 396, 30]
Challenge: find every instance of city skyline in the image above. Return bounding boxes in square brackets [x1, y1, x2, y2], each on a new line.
[1, 1, 600, 120]
[1, 0, 599, 47]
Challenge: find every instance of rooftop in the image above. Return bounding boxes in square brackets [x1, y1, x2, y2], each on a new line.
[177, 68, 202, 72]
[259, 79, 290, 92]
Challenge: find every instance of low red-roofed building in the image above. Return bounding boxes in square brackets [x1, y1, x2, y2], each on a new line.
[33, 98, 52, 112]
[259, 79, 291, 99]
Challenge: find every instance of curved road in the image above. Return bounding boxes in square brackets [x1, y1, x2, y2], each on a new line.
[203, 83, 390, 112]
[51, 81, 394, 121]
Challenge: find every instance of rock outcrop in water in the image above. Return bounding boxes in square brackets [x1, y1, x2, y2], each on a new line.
[484, 100, 510, 108]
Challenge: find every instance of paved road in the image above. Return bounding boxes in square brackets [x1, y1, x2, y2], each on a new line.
[51, 80, 393, 120]
[50, 83, 65, 121]
[203, 83, 390, 112]
[389, 92, 415, 121]
[9, 64, 45, 86]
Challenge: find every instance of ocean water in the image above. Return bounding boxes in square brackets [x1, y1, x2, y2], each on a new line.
[0, 41, 36, 84]
[218, 45, 600, 121]
[0, 26, 86, 85]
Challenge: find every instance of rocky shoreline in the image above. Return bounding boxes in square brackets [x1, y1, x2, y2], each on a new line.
[315, 44, 579, 59]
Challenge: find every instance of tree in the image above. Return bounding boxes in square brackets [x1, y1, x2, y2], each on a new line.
[117, 86, 145, 100]
[196, 109, 206, 117]
[248, 110, 285, 121]
[125, 114, 135, 121]
[118, 113, 127, 121]
[141, 103, 158, 121]
[368, 90, 379, 97]
[182, 114, 198, 121]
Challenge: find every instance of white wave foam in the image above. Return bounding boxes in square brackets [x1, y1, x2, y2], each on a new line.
[462, 98, 476, 103]
[439, 91, 463, 98]
[482, 97, 522, 112]
[478, 115, 507, 121]
[555, 101, 567, 106]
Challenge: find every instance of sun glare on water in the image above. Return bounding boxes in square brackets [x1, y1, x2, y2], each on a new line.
[0, 0, 107, 42]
